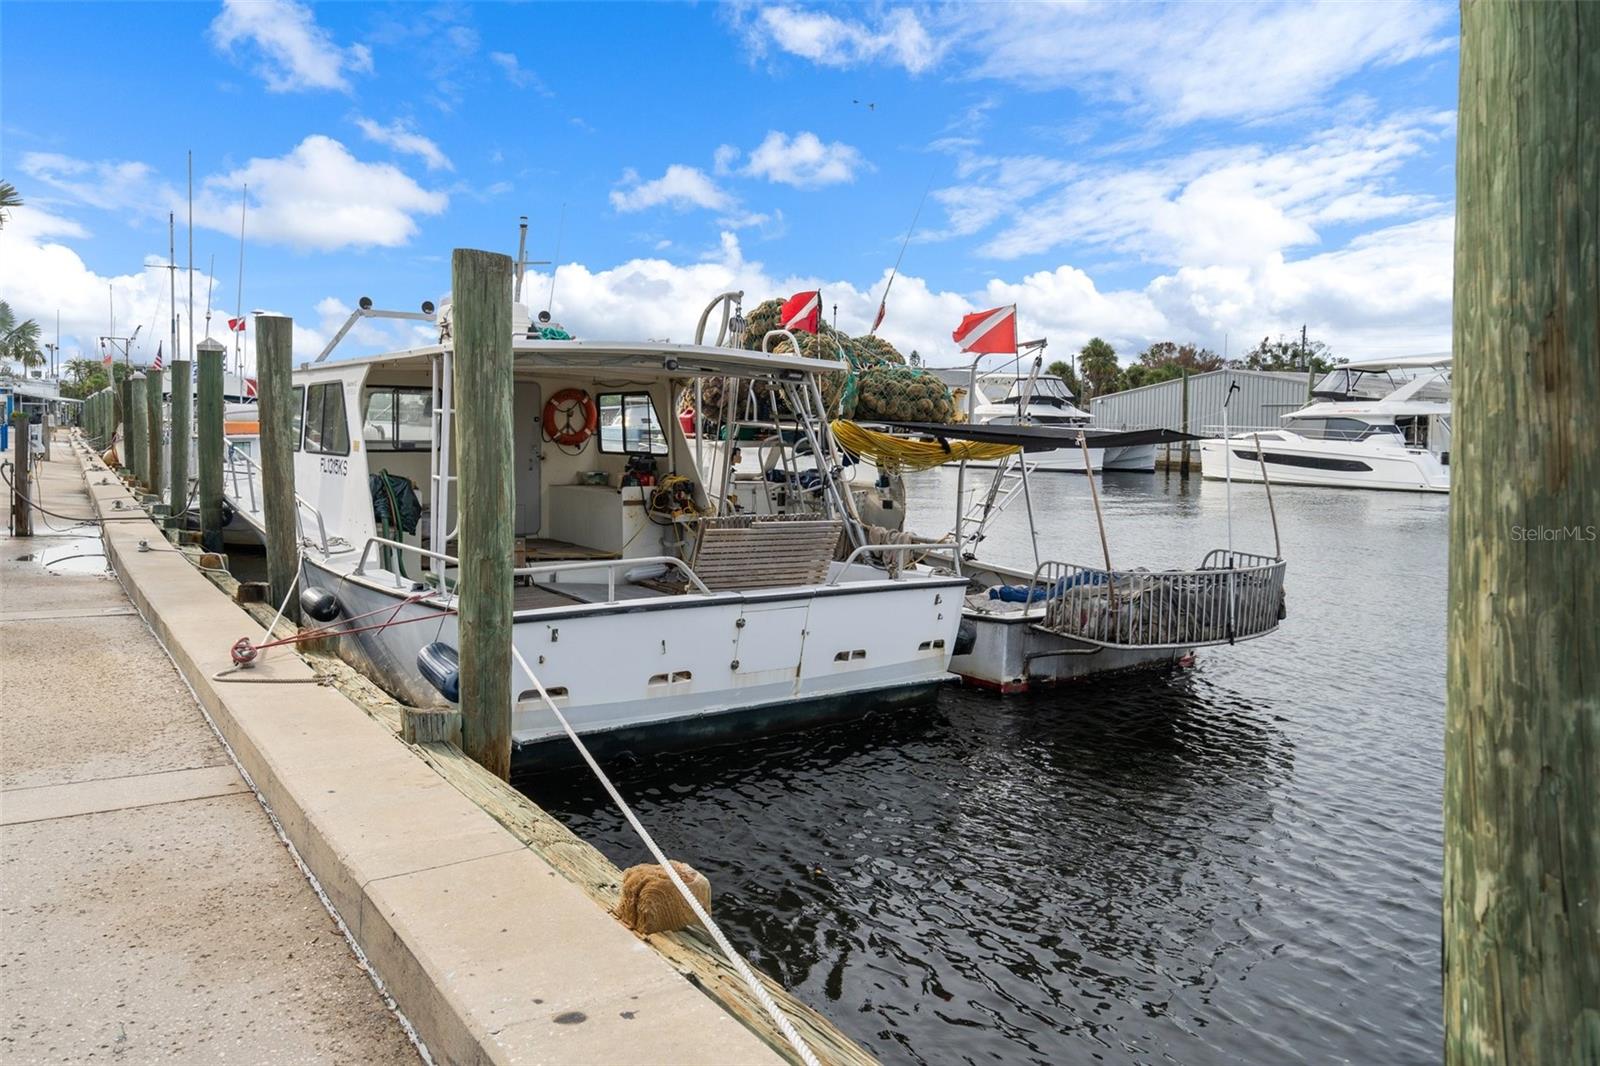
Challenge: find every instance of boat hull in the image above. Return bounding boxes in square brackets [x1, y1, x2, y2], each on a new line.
[1198, 437, 1449, 492]
[952, 609, 1188, 692]
[303, 556, 966, 747]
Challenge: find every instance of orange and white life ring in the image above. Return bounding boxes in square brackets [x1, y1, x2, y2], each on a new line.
[542, 388, 598, 446]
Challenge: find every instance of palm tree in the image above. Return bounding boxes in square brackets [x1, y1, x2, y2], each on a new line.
[0, 180, 20, 228]
[0, 301, 44, 370]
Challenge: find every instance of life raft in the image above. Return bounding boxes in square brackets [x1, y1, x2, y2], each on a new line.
[542, 388, 598, 446]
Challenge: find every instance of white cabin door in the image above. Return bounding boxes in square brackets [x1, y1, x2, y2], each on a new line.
[513, 382, 541, 535]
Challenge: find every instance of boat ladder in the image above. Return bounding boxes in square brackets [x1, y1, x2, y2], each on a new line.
[957, 454, 1036, 551]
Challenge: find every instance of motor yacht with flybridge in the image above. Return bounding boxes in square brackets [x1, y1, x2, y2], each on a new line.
[1199, 354, 1451, 492]
[963, 369, 1156, 472]
[236, 286, 966, 758]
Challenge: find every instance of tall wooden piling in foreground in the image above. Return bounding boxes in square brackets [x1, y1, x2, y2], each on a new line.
[256, 315, 299, 622]
[128, 372, 148, 488]
[145, 369, 164, 501]
[168, 359, 191, 528]
[196, 340, 226, 552]
[9, 411, 30, 537]
[452, 248, 515, 779]
[1445, 4, 1598, 1064]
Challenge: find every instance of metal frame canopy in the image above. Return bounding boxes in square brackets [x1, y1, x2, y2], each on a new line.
[874, 420, 1205, 452]
[304, 338, 843, 383]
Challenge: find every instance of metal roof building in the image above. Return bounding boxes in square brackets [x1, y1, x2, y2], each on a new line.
[1088, 369, 1313, 436]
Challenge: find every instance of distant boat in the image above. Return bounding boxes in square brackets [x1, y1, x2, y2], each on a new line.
[1200, 354, 1451, 493]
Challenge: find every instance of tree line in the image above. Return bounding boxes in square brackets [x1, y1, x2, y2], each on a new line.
[1045, 333, 1340, 401]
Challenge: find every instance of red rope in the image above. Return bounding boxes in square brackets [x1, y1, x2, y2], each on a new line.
[231, 592, 456, 665]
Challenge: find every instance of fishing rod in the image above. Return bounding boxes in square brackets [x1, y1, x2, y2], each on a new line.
[868, 171, 934, 337]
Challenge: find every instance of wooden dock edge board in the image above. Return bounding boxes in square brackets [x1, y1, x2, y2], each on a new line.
[69, 435, 876, 1066]
[66, 437, 787, 1066]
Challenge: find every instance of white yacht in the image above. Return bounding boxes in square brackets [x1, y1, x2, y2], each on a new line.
[1200, 354, 1451, 493]
[965, 372, 1156, 472]
[227, 294, 966, 758]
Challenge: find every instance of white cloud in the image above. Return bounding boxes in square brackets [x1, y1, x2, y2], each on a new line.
[354, 117, 453, 172]
[489, 51, 544, 92]
[738, 131, 866, 188]
[210, 0, 372, 93]
[937, 113, 1450, 266]
[741, 1, 1450, 125]
[610, 165, 735, 214]
[743, 6, 941, 74]
[194, 136, 448, 251]
[958, 0, 1453, 124]
[0, 206, 227, 368]
[18, 153, 171, 215]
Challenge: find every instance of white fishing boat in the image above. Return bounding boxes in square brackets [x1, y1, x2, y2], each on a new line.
[1199, 355, 1452, 493]
[228, 290, 966, 757]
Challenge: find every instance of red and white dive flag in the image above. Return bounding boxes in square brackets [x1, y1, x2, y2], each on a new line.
[227, 317, 247, 333]
[952, 304, 1017, 354]
[101, 344, 113, 368]
[244, 377, 259, 398]
[871, 299, 887, 332]
[780, 290, 821, 334]
[150, 344, 164, 372]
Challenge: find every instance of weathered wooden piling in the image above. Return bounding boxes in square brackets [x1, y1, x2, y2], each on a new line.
[118, 373, 133, 468]
[168, 359, 190, 528]
[196, 339, 226, 552]
[128, 372, 148, 488]
[256, 315, 299, 622]
[452, 248, 515, 779]
[1445, 4, 1598, 1064]
[145, 369, 164, 501]
[1179, 369, 1191, 473]
[9, 411, 31, 536]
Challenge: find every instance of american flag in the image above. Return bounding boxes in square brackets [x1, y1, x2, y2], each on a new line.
[150, 344, 163, 372]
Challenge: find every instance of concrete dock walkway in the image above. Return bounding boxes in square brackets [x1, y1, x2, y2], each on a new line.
[1, 447, 420, 1063]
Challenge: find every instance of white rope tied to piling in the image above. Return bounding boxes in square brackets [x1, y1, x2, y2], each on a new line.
[510, 645, 821, 1066]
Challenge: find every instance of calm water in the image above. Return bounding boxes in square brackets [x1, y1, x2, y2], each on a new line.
[518, 467, 1448, 1065]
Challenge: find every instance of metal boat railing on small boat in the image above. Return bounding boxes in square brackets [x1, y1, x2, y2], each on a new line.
[1026, 548, 1286, 649]
[223, 438, 333, 551]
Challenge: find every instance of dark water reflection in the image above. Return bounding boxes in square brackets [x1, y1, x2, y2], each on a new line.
[520, 468, 1447, 1065]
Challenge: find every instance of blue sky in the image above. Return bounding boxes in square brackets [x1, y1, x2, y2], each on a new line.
[1, 1, 1459, 372]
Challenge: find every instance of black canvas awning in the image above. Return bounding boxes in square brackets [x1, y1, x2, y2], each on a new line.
[872, 421, 1205, 452]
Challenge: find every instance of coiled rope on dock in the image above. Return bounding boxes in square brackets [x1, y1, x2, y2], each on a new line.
[830, 418, 1018, 472]
[510, 644, 823, 1066]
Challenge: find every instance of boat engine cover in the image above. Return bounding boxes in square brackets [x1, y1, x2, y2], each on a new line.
[300, 586, 342, 623]
[417, 641, 461, 703]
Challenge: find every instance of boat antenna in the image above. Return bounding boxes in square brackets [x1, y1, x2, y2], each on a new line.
[514, 216, 528, 303]
[187, 150, 194, 364]
[203, 254, 216, 339]
[546, 202, 567, 315]
[869, 170, 933, 337]
[234, 184, 247, 379]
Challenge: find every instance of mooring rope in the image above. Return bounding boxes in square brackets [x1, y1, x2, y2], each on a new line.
[509, 645, 822, 1066]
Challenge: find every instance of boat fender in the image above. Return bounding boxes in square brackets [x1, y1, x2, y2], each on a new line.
[953, 618, 977, 657]
[417, 641, 461, 703]
[300, 586, 342, 623]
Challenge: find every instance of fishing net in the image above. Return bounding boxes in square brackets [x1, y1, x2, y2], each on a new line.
[689, 296, 955, 425]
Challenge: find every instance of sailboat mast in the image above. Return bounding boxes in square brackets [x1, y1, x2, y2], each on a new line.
[168, 213, 178, 370]
[234, 185, 246, 379]
[187, 151, 194, 366]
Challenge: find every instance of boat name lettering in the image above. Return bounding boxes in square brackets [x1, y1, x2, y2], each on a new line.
[320, 456, 349, 476]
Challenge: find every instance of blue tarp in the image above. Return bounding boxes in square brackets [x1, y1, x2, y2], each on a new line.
[987, 570, 1108, 602]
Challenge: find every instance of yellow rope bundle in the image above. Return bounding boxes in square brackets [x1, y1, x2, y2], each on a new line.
[830, 420, 1020, 472]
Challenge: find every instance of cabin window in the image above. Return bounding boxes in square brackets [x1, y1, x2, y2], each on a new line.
[596, 391, 669, 455]
[290, 386, 304, 452]
[303, 382, 349, 455]
[363, 387, 431, 451]
[1289, 417, 1371, 441]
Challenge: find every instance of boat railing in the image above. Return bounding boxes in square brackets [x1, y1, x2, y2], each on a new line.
[352, 535, 713, 600]
[828, 542, 956, 584]
[1025, 549, 1287, 649]
[222, 438, 331, 552]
